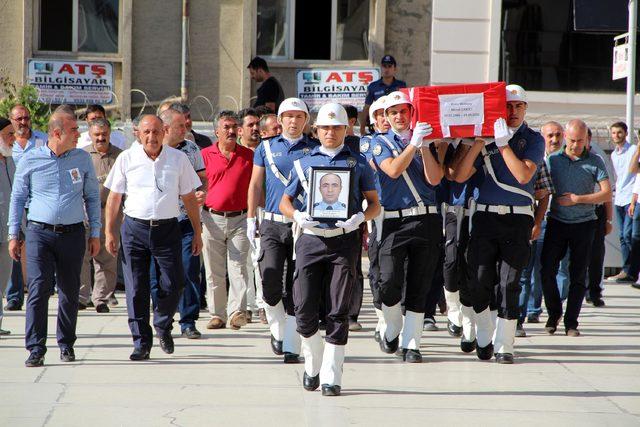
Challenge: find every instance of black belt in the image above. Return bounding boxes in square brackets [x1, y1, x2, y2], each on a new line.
[28, 221, 84, 233]
[203, 207, 247, 217]
[127, 216, 177, 227]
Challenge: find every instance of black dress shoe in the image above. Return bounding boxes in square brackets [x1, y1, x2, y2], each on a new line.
[181, 327, 202, 339]
[129, 348, 150, 361]
[321, 384, 341, 396]
[402, 348, 423, 363]
[545, 318, 559, 335]
[95, 303, 110, 313]
[159, 333, 174, 354]
[4, 300, 21, 311]
[447, 320, 462, 337]
[60, 348, 75, 362]
[270, 334, 284, 355]
[78, 303, 87, 311]
[303, 372, 320, 391]
[283, 352, 301, 363]
[476, 342, 494, 360]
[495, 353, 514, 364]
[379, 334, 399, 354]
[592, 298, 605, 307]
[460, 339, 476, 353]
[374, 331, 381, 343]
[25, 352, 44, 367]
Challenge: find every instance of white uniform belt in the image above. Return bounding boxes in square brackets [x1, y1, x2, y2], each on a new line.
[446, 205, 469, 216]
[263, 212, 293, 224]
[476, 203, 533, 217]
[383, 205, 438, 219]
[302, 227, 351, 238]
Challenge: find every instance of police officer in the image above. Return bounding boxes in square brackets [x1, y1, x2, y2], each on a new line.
[280, 102, 380, 396]
[452, 84, 544, 364]
[247, 98, 318, 363]
[359, 96, 389, 341]
[370, 91, 443, 363]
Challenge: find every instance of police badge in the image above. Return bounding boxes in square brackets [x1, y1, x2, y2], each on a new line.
[360, 141, 370, 153]
[303, 147, 310, 155]
[372, 144, 382, 156]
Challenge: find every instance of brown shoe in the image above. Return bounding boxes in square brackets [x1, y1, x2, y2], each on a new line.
[228, 310, 248, 330]
[206, 317, 226, 330]
[258, 308, 268, 324]
[566, 328, 581, 337]
[245, 310, 253, 323]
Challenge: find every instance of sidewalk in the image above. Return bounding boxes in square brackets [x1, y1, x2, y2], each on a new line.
[1, 282, 639, 427]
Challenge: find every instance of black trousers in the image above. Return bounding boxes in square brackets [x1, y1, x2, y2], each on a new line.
[348, 229, 364, 321]
[367, 220, 382, 310]
[258, 220, 295, 315]
[588, 205, 607, 300]
[378, 213, 441, 313]
[423, 249, 444, 317]
[121, 216, 184, 350]
[467, 211, 532, 318]
[443, 213, 473, 306]
[293, 232, 359, 345]
[541, 218, 596, 331]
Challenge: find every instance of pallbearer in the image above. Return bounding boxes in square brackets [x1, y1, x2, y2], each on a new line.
[280, 103, 380, 396]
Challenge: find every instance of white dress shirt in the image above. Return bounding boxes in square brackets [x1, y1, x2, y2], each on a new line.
[104, 143, 201, 220]
[77, 130, 127, 150]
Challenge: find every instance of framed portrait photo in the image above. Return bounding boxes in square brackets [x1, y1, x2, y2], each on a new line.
[308, 166, 352, 221]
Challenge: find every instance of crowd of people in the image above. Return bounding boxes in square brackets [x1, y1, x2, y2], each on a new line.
[0, 54, 639, 398]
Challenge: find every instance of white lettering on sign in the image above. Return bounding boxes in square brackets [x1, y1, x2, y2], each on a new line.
[438, 93, 484, 137]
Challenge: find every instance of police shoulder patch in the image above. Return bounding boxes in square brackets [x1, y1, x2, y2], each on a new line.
[360, 140, 370, 153]
[372, 144, 382, 156]
[302, 147, 310, 154]
[347, 157, 357, 167]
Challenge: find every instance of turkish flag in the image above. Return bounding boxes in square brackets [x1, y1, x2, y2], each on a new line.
[401, 82, 507, 139]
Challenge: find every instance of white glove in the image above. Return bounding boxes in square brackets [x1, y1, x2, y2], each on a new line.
[493, 118, 513, 147]
[293, 210, 319, 230]
[335, 212, 365, 233]
[246, 217, 257, 249]
[409, 122, 433, 148]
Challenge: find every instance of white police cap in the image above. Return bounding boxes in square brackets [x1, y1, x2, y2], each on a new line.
[369, 96, 387, 124]
[506, 84, 527, 103]
[315, 103, 349, 126]
[278, 97, 309, 117]
[384, 91, 412, 112]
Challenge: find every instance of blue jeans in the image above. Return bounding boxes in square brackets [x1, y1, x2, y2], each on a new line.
[616, 204, 634, 273]
[5, 260, 25, 306]
[519, 219, 569, 323]
[150, 219, 200, 331]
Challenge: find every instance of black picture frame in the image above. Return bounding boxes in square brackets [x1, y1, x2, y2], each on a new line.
[307, 166, 352, 222]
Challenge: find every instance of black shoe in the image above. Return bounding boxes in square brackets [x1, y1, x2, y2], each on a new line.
[592, 298, 605, 307]
[5, 300, 21, 311]
[181, 326, 202, 339]
[374, 331, 381, 343]
[270, 334, 284, 355]
[460, 339, 476, 353]
[303, 372, 320, 391]
[585, 296, 592, 304]
[495, 353, 514, 364]
[95, 303, 110, 313]
[60, 348, 75, 362]
[129, 347, 150, 361]
[159, 333, 174, 354]
[78, 303, 88, 311]
[526, 313, 540, 323]
[379, 334, 399, 354]
[515, 323, 527, 337]
[402, 348, 423, 363]
[283, 352, 301, 364]
[632, 282, 640, 290]
[545, 318, 559, 335]
[476, 342, 494, 360]
[25, 352, 44, 367]
[447, 320, 462, 337]
[321, 384, 341, 396]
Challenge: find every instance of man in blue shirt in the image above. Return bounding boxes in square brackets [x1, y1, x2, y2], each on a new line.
[247, 97, 318, 363]
[8, 106, 101, 367]
[452, 84, 544, 364]
[280, 102, 380, 397]
[370, 91, 442, 363]
[359, 55, 407, 135]
[542, 119, 611, 337]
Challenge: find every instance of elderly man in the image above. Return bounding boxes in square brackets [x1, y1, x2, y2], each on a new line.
[8, 105, 101, 367]
[104, 114, 202, 361]
[0, 118, 16, 336]
[76, 105, 126, 150]
[201, 111, 254, 330]
[78, 118, 123, 313]
[542, 120, 611, 337]
[259, 114, 281, 139]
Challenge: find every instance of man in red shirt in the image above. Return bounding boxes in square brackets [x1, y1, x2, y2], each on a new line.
[201, 111, 254, 330]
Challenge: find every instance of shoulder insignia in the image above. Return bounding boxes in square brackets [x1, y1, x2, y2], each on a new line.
[303, 147, 311, 155]
[313, 202, 320, 207]
[372, 144, 382, 156]
[360, 141, 370, 153]
[347, 157, 357, 167]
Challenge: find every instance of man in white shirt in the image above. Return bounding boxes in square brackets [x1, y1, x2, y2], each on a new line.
[76, 105, 127, 150]
[103, 114, 202, 361]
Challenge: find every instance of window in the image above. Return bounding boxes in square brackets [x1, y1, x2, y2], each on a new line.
[256, 0, 370, 61]
[500, 0, 639, 92]
[39, 0, 119, 54]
